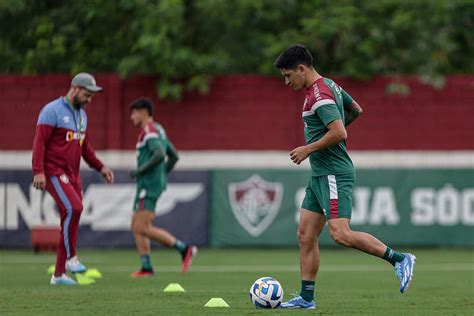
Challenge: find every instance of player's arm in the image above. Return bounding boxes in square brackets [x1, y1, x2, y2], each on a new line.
[32, 107, 56, 190]
[32, 124, 54, 190]
[290, 119, 347, 165]
[344, 100, 363, 126]
[82, 133, 114, 184]
[165, 141, 179, 173]
[130, 140, 166, 178]
[342, 89, 363, 126]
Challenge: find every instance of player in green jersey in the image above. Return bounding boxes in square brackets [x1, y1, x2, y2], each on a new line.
[129, 98, 197, 277]
[274, 45, 416, 309]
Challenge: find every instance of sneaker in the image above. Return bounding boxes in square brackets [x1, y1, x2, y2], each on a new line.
[181, 246, 198, 274]
[394, 253, 416, 293]
[130, 269, 154, 277]
[50, 274, 77, 285]
[66, 256, 87, 273]
[280, 294, 316, 309]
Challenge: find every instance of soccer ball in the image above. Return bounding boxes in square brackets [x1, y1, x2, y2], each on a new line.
[249, 277, 284, 308]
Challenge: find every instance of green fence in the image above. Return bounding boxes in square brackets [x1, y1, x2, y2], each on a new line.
[211, 169, 474, 247]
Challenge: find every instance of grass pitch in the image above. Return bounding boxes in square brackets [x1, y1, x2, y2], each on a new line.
[0, 248, 473, 315]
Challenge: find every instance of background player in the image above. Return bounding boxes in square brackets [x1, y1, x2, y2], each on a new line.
[274, 45, 416, 309]
[129, 97, 197, 277]
[32, 73, 114, 285]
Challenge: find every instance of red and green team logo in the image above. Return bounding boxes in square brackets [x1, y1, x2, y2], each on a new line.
[228, 175, 283, 237]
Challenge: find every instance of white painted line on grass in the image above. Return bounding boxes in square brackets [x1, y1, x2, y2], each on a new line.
[2, 259, 473, 273]
[0, 261, 466, 273]
[88, 263, 474, 273]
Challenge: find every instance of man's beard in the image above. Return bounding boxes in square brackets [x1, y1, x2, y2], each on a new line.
[73, 96, 87, 109]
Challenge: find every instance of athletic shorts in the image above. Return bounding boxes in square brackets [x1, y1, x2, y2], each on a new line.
[301, 172, 355, 220]
[133, 182, 164, 212]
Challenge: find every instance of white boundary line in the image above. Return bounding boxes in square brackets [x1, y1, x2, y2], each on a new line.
[1, 150, 474, 169]
[104, 263, 474, 273]
[1, 261, 473, 272]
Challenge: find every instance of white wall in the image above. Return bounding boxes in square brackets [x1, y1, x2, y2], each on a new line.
[1, 150, 473, 170]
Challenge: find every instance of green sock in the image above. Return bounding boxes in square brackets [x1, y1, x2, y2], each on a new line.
[300, 280, 315, 302]
[140, 255, 153, 270]
[173, 240, 187, 254]
[383, 247, 405, 266]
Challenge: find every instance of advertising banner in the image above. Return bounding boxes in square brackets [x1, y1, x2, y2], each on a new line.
[211, 169, 474, 247]
[2, 168, 473, 248]
[0, 170, 210, 248]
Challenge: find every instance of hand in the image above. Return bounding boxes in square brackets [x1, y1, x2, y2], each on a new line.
[33, 173, 46, 190]
[290, 146, 310, 165]
[100, 166, 114, 184]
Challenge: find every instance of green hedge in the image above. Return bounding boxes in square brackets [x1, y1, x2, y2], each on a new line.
[1, 0, 472, 98]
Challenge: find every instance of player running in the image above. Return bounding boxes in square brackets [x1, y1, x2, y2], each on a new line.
[129, 97, 197, 277]
[32, 73, 114, 285]
[274, 45, 416, 309]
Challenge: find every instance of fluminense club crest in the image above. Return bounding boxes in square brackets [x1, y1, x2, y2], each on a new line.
[228, 175, 283, 237]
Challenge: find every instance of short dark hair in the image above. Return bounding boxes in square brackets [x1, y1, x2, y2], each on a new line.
[130, 97, 154, 116]
[274, 44, 313, 70]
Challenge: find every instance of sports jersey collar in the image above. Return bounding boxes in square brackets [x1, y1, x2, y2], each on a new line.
[306, 77, 324, 91]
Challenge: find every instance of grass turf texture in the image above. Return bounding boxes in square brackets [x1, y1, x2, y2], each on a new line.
[1, 248, 473, 315]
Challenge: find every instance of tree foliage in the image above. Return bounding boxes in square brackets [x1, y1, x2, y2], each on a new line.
[1, 0, 472, 98]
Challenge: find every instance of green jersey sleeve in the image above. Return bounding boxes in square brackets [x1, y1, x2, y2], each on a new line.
[146, 137, 166, 153]
[166, 141, 178, 158]
[341, 89, 353, 108]
[316, 104, 342, 127]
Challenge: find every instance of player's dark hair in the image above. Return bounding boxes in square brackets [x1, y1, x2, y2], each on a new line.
[130, 97, 154, 116]
[274, 44, 314, 70]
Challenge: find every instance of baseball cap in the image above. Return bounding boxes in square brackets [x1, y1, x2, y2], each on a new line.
[71, 73, 103, 92]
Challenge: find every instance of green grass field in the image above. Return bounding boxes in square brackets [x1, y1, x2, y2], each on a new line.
[1, 248, 473, 315]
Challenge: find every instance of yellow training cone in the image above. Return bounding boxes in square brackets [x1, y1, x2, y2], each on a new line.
[204, 298, 230, 307]
[84, 268, 102, 279]
[76, 273, 96, 285]
[47, 265, 55, 274]
[163, 283, 185, 292]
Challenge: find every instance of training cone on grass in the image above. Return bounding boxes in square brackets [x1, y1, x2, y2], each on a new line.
[47, 265, 55, 274]
[204, 298, 230, 308]
[84, 268, 102, 279]
[76, 273, 96, 285]
[163, 283, 185, 292]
